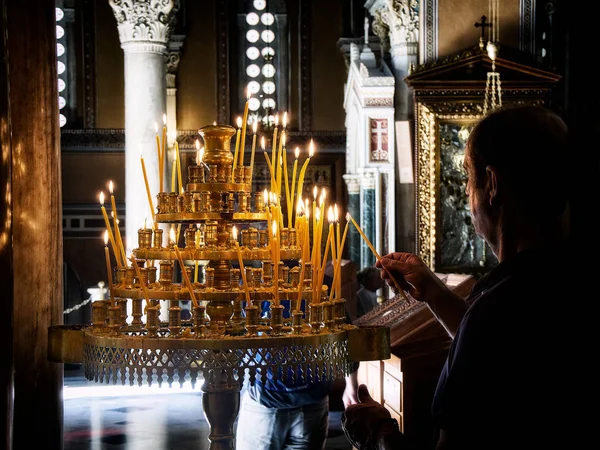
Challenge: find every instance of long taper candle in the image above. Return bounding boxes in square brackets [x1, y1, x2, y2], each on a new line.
[289, 147, 300, 228]
[155, 123, 163, 192]
[162, 114, 167, 192]
[249, 121, 258, 186]
[103, 231, 116, 305]
[297, 140, 314, 207]
[172, 235, 199, 308]
[271, 114, 279, 181]
[99, 192, 121, 267]
[174, 131, 183, 194]
[171, 151, 177, 192]
[330, 213, 350, 301]
[129, 254, 151, 305]
[232, 226, 252, 307]
[239, 88, 250, 167]
[108, 181, 127, 266]
[233, 116, 242, 175]
[349, 214, 407, 300]
[140, 150, 156, 226]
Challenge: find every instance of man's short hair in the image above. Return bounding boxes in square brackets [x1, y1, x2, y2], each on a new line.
[467, 104, 569, 218]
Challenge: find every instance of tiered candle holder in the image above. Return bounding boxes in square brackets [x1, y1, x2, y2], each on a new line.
[81, 124, 389, 450]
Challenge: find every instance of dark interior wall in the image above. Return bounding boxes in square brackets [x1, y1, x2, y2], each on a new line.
[177, 0, 218, 130]
[95, 0, 124, 129]
[311, 0, 346, 131]
[61, 153, 125, 203]
[438, 0, 520, 58]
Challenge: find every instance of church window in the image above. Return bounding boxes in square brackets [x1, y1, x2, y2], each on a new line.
[238, 0, 288, 128]
[56, 4, 67, 128]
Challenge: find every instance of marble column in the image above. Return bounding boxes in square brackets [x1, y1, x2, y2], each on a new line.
[370, 0, 418, 121]
[109, 0, 178, 250]
[360, 172, 377, 269]
[343, 174, 362, 266]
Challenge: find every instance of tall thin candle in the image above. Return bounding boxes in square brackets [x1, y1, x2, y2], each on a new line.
[162, 114, 167, 192]
[129, 254, 151, 305]
[99, 192, 121, 267]
[239, 88, 250, 167]
[289, 147, 300, 228]
[108, 181, 127, 265]
[232, 116, 242, 175]
[349, 214, 408, 300]
[249, 121, 258, 186]
[103, 231, 116, 306]
[232, 226, 252, 307]
[174, 131, 183, 194]
[172, 241, 199, 308]
[296, 140, 315, 208]
[330, 213, 350, 302]
[171, 151, 177, 192]
[155, 123, 163, 192]
[140, 150, 156, 226]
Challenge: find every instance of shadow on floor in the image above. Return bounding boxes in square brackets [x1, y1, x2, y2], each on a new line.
[64, 365, 351, 450]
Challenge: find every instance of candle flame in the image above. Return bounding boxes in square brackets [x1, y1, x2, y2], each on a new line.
[108, 180, 114, 194]
[334, 204, 339, 222]
[272, 220, 277, 236]
[263, 189, 269, 205]
[275, 114, 279, 127]
[309, 139, 315, 157]
[143, 218, 147, 229]
[283, 112, 288, 129]
[162, 113, 167, 125]
[196, 223, 201, 229]
[316, 208, 321, 222]
[295, 147, 300, 159]
[313, 185, 318, 199]
[261, 136, 266, 150]
[154, 122, 159, 133]
[246, 87, 251, 100]
[232, 225, 238, 240]
[195, 139, 200, 150]
[213, 121, 217, 126]
[99, 191, 105, 205]
[346, 212, 351, 222]
[199, 147, 205, 164]
[103, 230, 108, 246]
[305, 199, 310, 219]
[170, 130, 177, 140]
[252, 121, 258, 134]
[296, 198, 304, 215]
[328, 205, 334, 223]
[237, 116, 243, 128]
[281, 132, 286, 146]
[169, 227, 176, 245]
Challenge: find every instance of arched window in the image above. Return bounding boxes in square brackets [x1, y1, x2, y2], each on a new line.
[237, 0, 288, 128]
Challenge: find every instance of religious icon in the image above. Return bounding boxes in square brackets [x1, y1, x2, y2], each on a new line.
[369, 118, 389, 162]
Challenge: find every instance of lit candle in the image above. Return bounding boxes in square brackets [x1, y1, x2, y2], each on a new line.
[109, 181, 127, 265]
[304, 199, 310, 263]
[290, 147, 300, 228]
[239, 88, 251, 167]
[140, 149, 156, 226]
[249, 121, 258, 186]
[318, 206, 334, 292]
[349, 213, 407, 299]
[103, 231, 116, 306]
[233, 116, 242, 174]
[172, 232, 199, 308]
[276, 130, 286, 196]
[272, 221, 279, 305]
[335, 204, 341, 298]
[264, 189, 271, 243]
[297, 139, 314, 205]
[99, 192, 121, 267]
[232, 226, 252, 307]
[173, 131, 183, 194]
[330, 212, 350, 301]
[155, 122, 163, 193]
[162, 114, 167, 192]
[171, 150, 177, 193]
[263, 145, 275, 192]
[271, 114, 279, 180]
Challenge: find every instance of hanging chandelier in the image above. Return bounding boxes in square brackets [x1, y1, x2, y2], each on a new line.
[483, 0, 502, 115]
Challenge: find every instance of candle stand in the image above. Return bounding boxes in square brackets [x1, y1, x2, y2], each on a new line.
[50, 124, 390, 450]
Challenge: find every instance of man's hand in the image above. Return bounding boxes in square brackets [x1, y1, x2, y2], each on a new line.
[343, 371, 359, 408]
[342, 385, 400, 449]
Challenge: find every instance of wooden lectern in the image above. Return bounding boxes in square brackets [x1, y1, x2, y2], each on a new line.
[352, 273, 475, 449]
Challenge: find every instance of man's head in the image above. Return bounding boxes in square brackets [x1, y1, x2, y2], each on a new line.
[464, 105, 569, 249]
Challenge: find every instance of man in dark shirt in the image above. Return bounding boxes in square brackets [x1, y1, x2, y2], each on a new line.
[341, 105, 592, 449]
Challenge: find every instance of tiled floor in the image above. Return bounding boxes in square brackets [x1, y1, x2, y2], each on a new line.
[63, 365, 351, 450]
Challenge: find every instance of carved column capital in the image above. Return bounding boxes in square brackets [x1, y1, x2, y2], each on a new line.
[369, 0, 419, 49]
[343, 174, 362, 194]
[109, 0, 179, 50]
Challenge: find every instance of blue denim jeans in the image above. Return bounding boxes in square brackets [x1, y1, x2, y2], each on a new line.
[235, 391, 329, 450]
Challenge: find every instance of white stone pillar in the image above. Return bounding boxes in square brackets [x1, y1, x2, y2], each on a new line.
[109, 0, 178, 252]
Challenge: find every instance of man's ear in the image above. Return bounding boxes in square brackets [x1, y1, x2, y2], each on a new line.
[485, 165, 499, 206]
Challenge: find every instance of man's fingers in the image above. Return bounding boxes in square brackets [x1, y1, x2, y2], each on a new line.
[357, 384, 372, 403]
